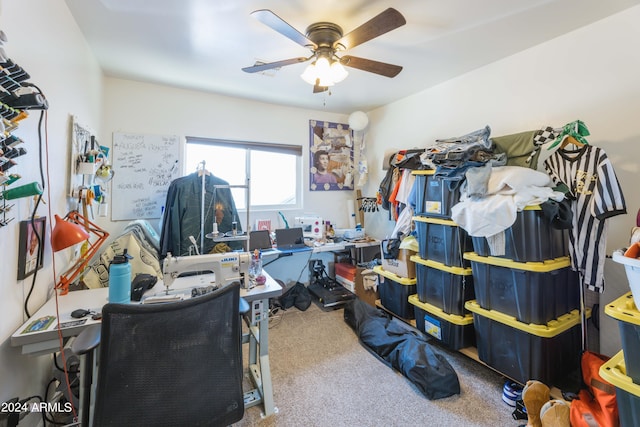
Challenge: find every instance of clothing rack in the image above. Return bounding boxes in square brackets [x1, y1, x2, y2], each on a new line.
[195, 159, 251, 254]
[197, 161, 207, 253]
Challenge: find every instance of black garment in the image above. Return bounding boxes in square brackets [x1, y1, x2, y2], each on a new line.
[159, 173, 241, 258]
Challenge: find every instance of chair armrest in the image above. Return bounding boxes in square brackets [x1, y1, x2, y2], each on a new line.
[71, 324, 101, 355]
[239, 297, 250, 316]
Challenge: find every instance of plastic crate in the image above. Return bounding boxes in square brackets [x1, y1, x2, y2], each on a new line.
[410, 294, 475, 350]
[465, 300, 584, 385]
[599, 350, 640, 427]
[471, 206, 569, 262]
[412, 170, 461, 219]
[604, 292, 640, 384]
[374, 266, 416, 320]
[612, 249, 640, 310]
[464, 252, 579, 324]
[412, 255, 474, 316]
[413, 216, 473, 267]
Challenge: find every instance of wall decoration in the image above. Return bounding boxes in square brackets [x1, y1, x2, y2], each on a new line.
[309, 120, 354, 191]
[17, 217, 46, 280]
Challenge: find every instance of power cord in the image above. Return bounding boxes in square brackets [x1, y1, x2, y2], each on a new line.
[43, 378, 70, 425]
[7, 395, 47, 427]
[23, 107, 46, 318]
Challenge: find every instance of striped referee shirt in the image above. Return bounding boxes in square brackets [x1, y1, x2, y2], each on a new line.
[544, 145, 626, 293]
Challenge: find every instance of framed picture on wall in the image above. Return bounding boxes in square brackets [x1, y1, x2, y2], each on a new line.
[309, 119, 354, 191]
[17, 217, 46, 280]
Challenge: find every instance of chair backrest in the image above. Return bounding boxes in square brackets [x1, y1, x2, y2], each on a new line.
[92, 282, 244, 426]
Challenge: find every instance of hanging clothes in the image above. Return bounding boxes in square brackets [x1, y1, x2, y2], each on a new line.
[159, 172, 240, 258]
[544, 145, 626, 292]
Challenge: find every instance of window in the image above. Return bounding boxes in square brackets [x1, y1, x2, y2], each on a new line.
[185, 137, 303, 210]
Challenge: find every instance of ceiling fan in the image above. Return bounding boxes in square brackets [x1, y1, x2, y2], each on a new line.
[242, 8, 406, 93]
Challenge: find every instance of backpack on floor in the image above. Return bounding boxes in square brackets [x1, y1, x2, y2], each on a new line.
[570, 351, 619, 427]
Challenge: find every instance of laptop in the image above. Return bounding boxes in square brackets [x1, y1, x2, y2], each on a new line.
[275, 227, 310, 253]
[249, 230, 276, 253]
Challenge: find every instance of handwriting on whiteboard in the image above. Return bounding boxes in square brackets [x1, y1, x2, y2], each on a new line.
[112, 133, 180, 221]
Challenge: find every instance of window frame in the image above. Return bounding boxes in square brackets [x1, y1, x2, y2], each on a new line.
[185, 136, 303, 212]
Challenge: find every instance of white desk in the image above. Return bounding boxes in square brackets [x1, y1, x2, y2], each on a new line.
[11, 272, 282, 418]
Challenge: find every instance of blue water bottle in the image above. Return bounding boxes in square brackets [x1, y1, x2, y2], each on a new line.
[109, 249, 133, 304]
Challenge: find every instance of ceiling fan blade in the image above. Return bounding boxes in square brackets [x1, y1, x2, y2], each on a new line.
[334, 8, 406, 51]
[242, 57, 310, 73]
[251, 9, 317, 49]
[340, 55, 402, 78]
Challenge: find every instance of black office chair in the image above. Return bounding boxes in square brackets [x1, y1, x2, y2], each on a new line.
[72, 282, 247, 427]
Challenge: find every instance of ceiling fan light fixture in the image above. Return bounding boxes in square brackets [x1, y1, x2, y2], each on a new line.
[301, 55, 347, 87]
[330, 60, 348, 83]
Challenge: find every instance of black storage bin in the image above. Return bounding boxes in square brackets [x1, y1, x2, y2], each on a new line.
[599, 351, 640, 427]
[465, 252, 580, 325]
[605, 292, 640, 384]
[471, 206, 569, 262]
[374, 266, 416, 320]
[466, 300, 583, 386]
[413, 256, 474, 316]
[410, 295, 475, 350]
[412, 170, 461, 219]
[414, 216, 473, 267]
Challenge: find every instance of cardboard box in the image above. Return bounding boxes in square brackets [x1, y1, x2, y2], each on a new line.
[355, 267, 379, 307]
[380, 240, 416, 278]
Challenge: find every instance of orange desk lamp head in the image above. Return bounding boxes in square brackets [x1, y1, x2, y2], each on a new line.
[51, 211, 109, 295]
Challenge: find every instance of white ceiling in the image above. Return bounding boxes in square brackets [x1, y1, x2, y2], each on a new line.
[65, 0, 639, 114]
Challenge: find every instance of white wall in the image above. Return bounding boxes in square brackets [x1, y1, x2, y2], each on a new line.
[100, 78, 353, 239]
[364, 5, 640, 254]
[0, 0, 102, 416]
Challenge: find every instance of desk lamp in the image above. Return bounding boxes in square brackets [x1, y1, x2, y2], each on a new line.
[51, 211, 109, 295]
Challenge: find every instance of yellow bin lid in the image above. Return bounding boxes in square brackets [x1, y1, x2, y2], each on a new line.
[604, 292, 640, 326]
[599, 350, 640, 397]
[410, 255, 473, 276]
[463, 252, 571, 272]
[373, 265, 417, 285]
[464, 300, 589, 337]
[412, 215, 459, 227]
[409, 294, 473, 325]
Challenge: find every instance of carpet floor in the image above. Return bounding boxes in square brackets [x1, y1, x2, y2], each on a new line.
[236, 300, 521, 427]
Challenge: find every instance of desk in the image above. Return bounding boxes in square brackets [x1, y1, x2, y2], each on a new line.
[11, 272, 282, 418]
[262, 239, 380, 286]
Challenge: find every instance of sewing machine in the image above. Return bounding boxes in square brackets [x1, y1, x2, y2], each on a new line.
[161, 252, 251, 294]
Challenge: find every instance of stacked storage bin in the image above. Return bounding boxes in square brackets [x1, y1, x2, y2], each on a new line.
[374, 265, 416, 320]
[375, 197, 418, 319]
[602, 292, 640, 426]
[409, 169, 476, 350]
[463, 205, 583, 385]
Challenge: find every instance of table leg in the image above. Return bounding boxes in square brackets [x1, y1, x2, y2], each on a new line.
[244, 297, 277, 418]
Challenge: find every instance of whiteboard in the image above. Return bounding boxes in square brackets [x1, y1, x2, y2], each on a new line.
[111, 132, 181, 221]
